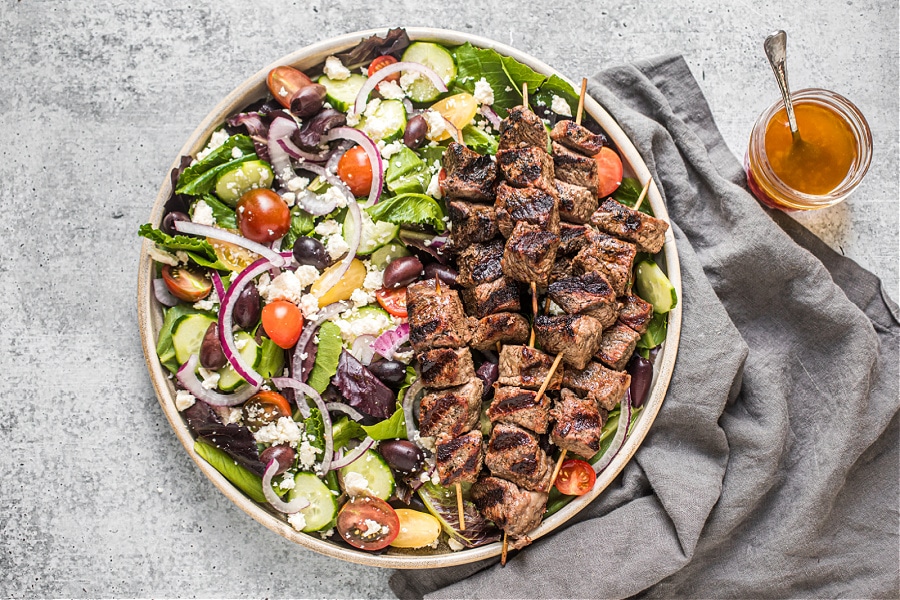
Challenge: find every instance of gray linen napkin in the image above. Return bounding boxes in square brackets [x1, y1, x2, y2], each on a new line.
[390, 55, 899, 599]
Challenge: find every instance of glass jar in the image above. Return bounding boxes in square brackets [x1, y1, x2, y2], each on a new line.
[745, 88, 872, 210]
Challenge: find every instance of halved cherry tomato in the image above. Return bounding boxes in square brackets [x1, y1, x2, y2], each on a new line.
[375, 286, 408, 318]
[161, 264, 212, 302]
[236, 189, 291, 244]
[428, 93, 478, 141]
[242, 390, 292, 430]
[336, 146, 373, 198]
[554, 458, 596, 496]
[336, 495, 400, 551]
[261, 300, 304, 349]
[367, 55, 400, 85]
[267, 66, 313, 108]
[594, 147, 624, 198]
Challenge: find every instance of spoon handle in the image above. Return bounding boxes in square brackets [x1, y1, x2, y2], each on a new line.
[764, 30, 799, 136]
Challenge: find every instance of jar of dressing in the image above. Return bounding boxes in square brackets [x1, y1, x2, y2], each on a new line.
[745, 88, 872, 210]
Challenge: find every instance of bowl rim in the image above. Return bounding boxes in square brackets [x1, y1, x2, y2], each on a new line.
[137, 26, 683, 569]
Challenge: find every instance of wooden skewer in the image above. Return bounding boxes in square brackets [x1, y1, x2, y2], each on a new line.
[435, 274, 442, 294]
[456, 482, 466, 531]
[533, 352, 564, 404]
[501, 532, 509, 566]
[549, 448, 568, 489]
[575, 77, 588, 125]
[634, 176, 653, 212]
[544, 296, 551, 313]
[529, 281, 538, 348]
[522, 82, 528, 108]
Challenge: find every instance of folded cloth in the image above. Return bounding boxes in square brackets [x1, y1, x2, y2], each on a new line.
[390, 55, 899, 599]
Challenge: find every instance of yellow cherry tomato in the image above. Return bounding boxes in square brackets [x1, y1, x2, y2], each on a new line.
[311, 258, 367, 307]
[207, 232, 258, 272]
[429, 93, 478, 141]
[390, 509, 442, 548]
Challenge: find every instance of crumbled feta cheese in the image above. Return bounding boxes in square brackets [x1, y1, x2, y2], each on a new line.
[175, 390, 196, 411]
[231, 146, 243, 159]
[343, 471, 371, 496]
[423, 110, 447, 141]
[377, 80, 405, 100]
[297, 440, 322, 469]
[426, 170, 443, 200]
[315, 219, 342, 237]
[399, 71, 421, 92]
[258, 270, 307, 305]
[223, 407, 243, 425]
[380, 140, 405, 159]
[319, 528, 334, 539]
[350, 288, 374, 309]
[324, 233, 350, 261]
[294, 264, 320, 288]
[362, 264, 384, 291]
[287, 176, 310, 192]
[473, 77, 494, 105]
[505, 85, 513, 92]
[345, 110, 361, 127]
[319, 185, 349, 209]
[287, 512, 307, 532]
[279, 474, 296, 490]
[195, 129, 230, 161]
[333, 307, 397, 343]
[253, 416, 304, 448]
[191, 199, 216, 227]
[281, 191, 296, 207]
[363, 98, 382, 118]
[362, 519, 383, 537]
[551, 95, 573, 117]
[193, 288, 219, 311]
[299, 294, 320, 319]
[323, 56, 351, 81]
[148, 246, 180, 267]
[278, 86, 288, 98]
[547, 300, 565, 316]
[235, 336, 248, 350]
[447, 537, 465, 551]
[198, 367, 221, 391]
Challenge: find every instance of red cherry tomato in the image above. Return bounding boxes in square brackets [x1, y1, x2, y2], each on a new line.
[368, 55, 400, 86]
[337, 146, 373, 198]
[236, 189, 291, 244]
[267, 66, 313, 108]
[161, 265, 212, 302]
[594, 147, 624, 198]
[242, 390, 292, 429]
[375, 287, 408, 318]
[336, 495, 400, 551]
[554, 459, 596, 496]
[261, 300, 304, 349]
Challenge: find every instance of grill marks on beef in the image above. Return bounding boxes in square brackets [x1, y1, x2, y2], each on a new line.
[554, 179, 598, 224]
[497, 146, 556, 191]
[441, 142, 498, 202]
[447, 201, 499, 247]
[470, 312, 530, 351]
[572, 233, 637, 296]
[550, 120, 609, 156]
[471, 476, 548, 549]
[455, 239, 504, 287]
[618, 294, 653, 334]
[485, 422, 553, 492]
[436, 430, 485, 485]
[534, 314, 606, 370]
[417, 347, 475, 389]
[591, 198, 669, 254]
[549, 388, 607, 458]
[498, 345, 563, 390]
[563, 360, 630, 411]
[501, 221, 560, 287]
[495, 182, 560, 238]
[548, 272, 620, 328]
[407, 279, 472, 351]
[552, 141, 599, 194]
[596, 322, 641, 371]
[418, 379, 483, 439]
[498, 105, 550, 151]
[487, 386, 551, 434]
[461, 276, 521, 319]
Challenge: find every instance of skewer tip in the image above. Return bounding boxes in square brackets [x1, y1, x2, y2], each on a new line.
[549, 448, 568, 489]
[634, 176, 653, 212]
[501, 532, 509, 566]
[575, 78, 588, 125]
[456, 482, 466, 531]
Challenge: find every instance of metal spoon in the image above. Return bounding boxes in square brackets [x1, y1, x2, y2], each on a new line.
[764, 30, 801, 143]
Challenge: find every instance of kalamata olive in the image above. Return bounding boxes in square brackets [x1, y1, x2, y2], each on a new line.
[260, 445, 296, 475]
[368, 359, 407, 387]
[423, 262, 458, 286]
[403, 115, 427, 149]
[290, 83, 327, 118]
[476, 362, 499, 401]
[233, 282, 261, 329]
[199, 322, 227, 370]
[292, 236, 330, 271]
[162, 211, 190, 235]
[627, 355, 653, 408]
[383, 256, 424, 289]
[379, 440, 424, 474]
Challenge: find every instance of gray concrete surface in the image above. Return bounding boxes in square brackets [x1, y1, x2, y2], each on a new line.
[1, 0, 896, 597]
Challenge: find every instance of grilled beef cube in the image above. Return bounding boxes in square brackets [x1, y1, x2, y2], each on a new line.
[494, 182, 560, 238]
[596, 323, 641, 371]
[501, 222, 560, 287]
[418, 379, 483, 440]
[549, 388, 607, 459]
[498, 345, 563, 391]
[447, 201, 499, 247]
[462, 277, 521, 319]
[552, 141, 599, 194]
[436, 430, 484, 485]
[470, 312, 530, 351]
[471, 476, 548, 548]
[618, 294, 653, 334]
[572, 233, 637, 296]
[534, 314, 605, 370]
[558, 222, 593, 256]
[456, 239, 504, 287]
[548, 272, 618, 327]
[407, 279, 471, 351]
[441, 142, 498, 202]
[498, 105, 549, 150]
[485, 422, 553, 492]
[564, 360, 630, 411]
[417, 347, 476, 389]
[550, 120, 609, 156]
[591, 198, 669, 254]
[554, 179, 598, 224]
[549, 255, 573, 284]
[487, 386, 551, 434]
[497, 146, 555, 191]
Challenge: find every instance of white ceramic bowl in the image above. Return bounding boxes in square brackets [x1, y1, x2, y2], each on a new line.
[137, 27, 682, 569]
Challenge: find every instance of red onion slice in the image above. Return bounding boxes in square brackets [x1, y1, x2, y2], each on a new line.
[209, 271, 226, 302]
[351, 334, 377, 366]
[479, 104, 502, 129]
[372, 323, 410, 360]
[153, 278, 179, 307]
[353, 61, 449, 116]
[275, 137, 330, 163]
[176, 355, 257, 406]
[262, 459, 311, 513]
[271, 377, 333, 474]
[325, 402, 365, 422]
[268, 115, 301, 186]
[402, 378, 424, 446]
[172, 221, 286, 267]
[593, 389, 633, 474]
[326, 140, 352, 173]
[330, 437, 375, 470]
[312, 201, 361, 299]
[323, 128, 383, 207]
[291, 300, 350, 380]
[440, 115, 462, 144]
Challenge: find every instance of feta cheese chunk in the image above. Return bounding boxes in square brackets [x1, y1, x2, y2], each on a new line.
[191, 199, 216, 227]
[323, 56, 351, 81]
[551, 94, 573, 117]
[288, 511, 307, 532]
[343, 471, 372, 496]
[253, 416, 304, 448]
[175, 390, 196, 411]
[473, 77, 495, 105]
[423, 110, 447, 140]
[378, 80, 405, 100]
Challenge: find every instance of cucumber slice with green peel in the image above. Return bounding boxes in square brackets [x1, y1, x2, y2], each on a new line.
[216, 331, 261, 391]
[214, 160, 274, 206]
[635, 260, 678, 314]
[344, 209, 400, 256]
[339, 449, 396, 501]
[287, 472, 339, 532]
[369, 243, 411, 269]
[172, 314, 216, 367]
[401, 42, 456, 103]
[318, 73, 367, 112]
[356, 99, 407, 143]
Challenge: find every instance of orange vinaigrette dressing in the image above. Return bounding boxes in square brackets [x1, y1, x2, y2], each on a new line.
[764, 102, 857, 195]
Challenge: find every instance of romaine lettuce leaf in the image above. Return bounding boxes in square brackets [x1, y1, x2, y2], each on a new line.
[367, 193, 445, 231]
[612, 177, 655, 216]
[281, 205, 316, 250]
[332, 416, 366, 450]
[175, 134, 257, 196]
[198, 194, 237, 229]
[461, 124, 498, 155]
[194, 439, 266, 504]
[138, 223, 229, 271]
[306, 321, 342, 393]
[361, 407, 407, 440]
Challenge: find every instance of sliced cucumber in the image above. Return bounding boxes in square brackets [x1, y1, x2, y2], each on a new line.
[318, 73, 367, 112]
[635, 260, 678, 314]
[339, 449, 396, 501]
[369, 243, 411, 270]
[172, 314, 216, 366]
[356, 99, 407, 143]
[287, 472, 339, 532]
[343, 209, 399, 256]
[401, 42, 456, 103]
[214, 160, 274, 206]
[216, 331, 261, 391]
